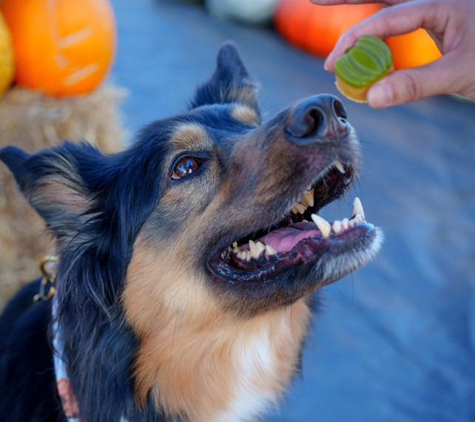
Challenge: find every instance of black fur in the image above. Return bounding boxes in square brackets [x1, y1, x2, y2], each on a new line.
[0, 42, 375, 422]
[0, 281, 64, 421]
[0, 43, 260, 422]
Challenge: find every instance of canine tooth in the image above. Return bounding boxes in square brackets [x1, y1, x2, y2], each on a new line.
[292, 203, 307, 214]
[352, 197, 365, 220]
[311, 214, 331, 239]
[302, 190, 314, 207]
[334, 160, 346, 174]
[342, 218, 349, 230]
[265, 244, 277, 256]
[232, 241, 238, 248]
[237, 251, 247, 260]
[333, 220, 342, 234]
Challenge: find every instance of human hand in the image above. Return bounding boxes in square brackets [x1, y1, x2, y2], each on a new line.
[310, 0, 475, 108]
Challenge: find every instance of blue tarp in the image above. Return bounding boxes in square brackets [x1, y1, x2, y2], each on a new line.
[111, 1, 475, 420]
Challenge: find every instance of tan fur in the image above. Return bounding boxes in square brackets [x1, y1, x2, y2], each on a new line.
[231, 105, 259, 126]
[226, 86, 258, 110]
[124, 239, 312, 422]
[171, 123, 212, 152]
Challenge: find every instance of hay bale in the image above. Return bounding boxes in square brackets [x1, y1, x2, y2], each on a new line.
[0, 85, 126, 309]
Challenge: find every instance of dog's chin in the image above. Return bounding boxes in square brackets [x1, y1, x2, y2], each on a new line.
[207, 161, 383, 313]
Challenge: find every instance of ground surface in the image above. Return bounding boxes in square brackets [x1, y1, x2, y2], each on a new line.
[111, 1, 475, 421]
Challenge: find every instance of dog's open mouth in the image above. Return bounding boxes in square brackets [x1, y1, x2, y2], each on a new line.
[208, 160, 380, 284]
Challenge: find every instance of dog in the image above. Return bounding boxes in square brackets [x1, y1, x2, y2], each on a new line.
[0, 43, 382, 422]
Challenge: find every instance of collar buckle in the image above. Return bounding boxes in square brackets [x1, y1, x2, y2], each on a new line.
[34, 255, 59, 302]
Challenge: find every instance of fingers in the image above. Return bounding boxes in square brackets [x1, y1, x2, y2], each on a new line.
[323, 2, 442, 71]
[311, 0, 412, 5]
[366, 55, 456, 107]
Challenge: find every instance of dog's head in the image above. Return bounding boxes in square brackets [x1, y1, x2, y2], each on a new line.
[0, 43, 382, 420]
[0, 43, 381, 318]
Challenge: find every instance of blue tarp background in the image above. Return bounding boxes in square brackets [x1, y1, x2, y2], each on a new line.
[111, 1, 475, 420]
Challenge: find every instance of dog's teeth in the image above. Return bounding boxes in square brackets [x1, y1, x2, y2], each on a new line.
[252, 242, 266, 259]
[265, 244, 277, 256]
[333, 220, 342, 234]
[237, 251, 247, 260]
[302, 190, 314, 207]
[354, 213, 364, 224]
[232, 241, 238, 248]
[311, 214, 331, 239]
[292, 203, 307, 214]
[334, 160, 346, 174]
[249, 241, 258, 259]
[341, 218, 349, 230]
[352, 197, 365, 220]
[249, 240, 265, 259]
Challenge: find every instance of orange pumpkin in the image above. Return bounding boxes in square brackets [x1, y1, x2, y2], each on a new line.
[387, 29, 442, 70]
[0, 11, 14, 97]
[0, 0, 117, 97]
[274, 0, 382, 57]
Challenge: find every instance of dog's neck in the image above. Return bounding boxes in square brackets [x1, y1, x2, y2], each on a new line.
[124, 253, 311, 421]
[136, 301, 310, 422]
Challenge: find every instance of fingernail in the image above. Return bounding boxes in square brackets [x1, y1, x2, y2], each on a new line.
[367, 82, 394, 108]
[323, 59, 331, 72]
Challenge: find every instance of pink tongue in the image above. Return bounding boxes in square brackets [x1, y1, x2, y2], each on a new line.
[259, 222, 321, 253]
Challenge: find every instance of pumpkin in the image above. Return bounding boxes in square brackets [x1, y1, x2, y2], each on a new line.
[0, 11, 14, 97]
[274, 0, 382, 57]
[0, 0, 117, 97]
[386, 29, 442, 70]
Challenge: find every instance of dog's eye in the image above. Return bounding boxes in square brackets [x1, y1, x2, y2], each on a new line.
[171, 157, 202, 180]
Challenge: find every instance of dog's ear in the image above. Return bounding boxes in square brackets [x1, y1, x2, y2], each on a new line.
[190, 42, 259, 110]
[0, 143, 97, 242]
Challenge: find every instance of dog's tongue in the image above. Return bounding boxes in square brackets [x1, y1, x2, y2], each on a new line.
[259, 222, 320, 253]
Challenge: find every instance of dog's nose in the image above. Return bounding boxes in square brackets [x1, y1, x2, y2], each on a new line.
[286, 95, 350, 143]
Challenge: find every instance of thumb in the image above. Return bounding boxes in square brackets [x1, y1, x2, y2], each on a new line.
[367, 57, 454, 108]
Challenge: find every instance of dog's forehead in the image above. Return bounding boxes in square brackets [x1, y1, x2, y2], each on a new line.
[194, 103, 258, 125]
[169, 103, 259, 151]
[170, 123, 212, 151]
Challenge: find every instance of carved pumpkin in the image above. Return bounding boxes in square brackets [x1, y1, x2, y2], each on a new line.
[387, 29, 442, 70]
[0, 11, 14, 96]
[0, 0, 117, 97]
[274, 0, 382, 57]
